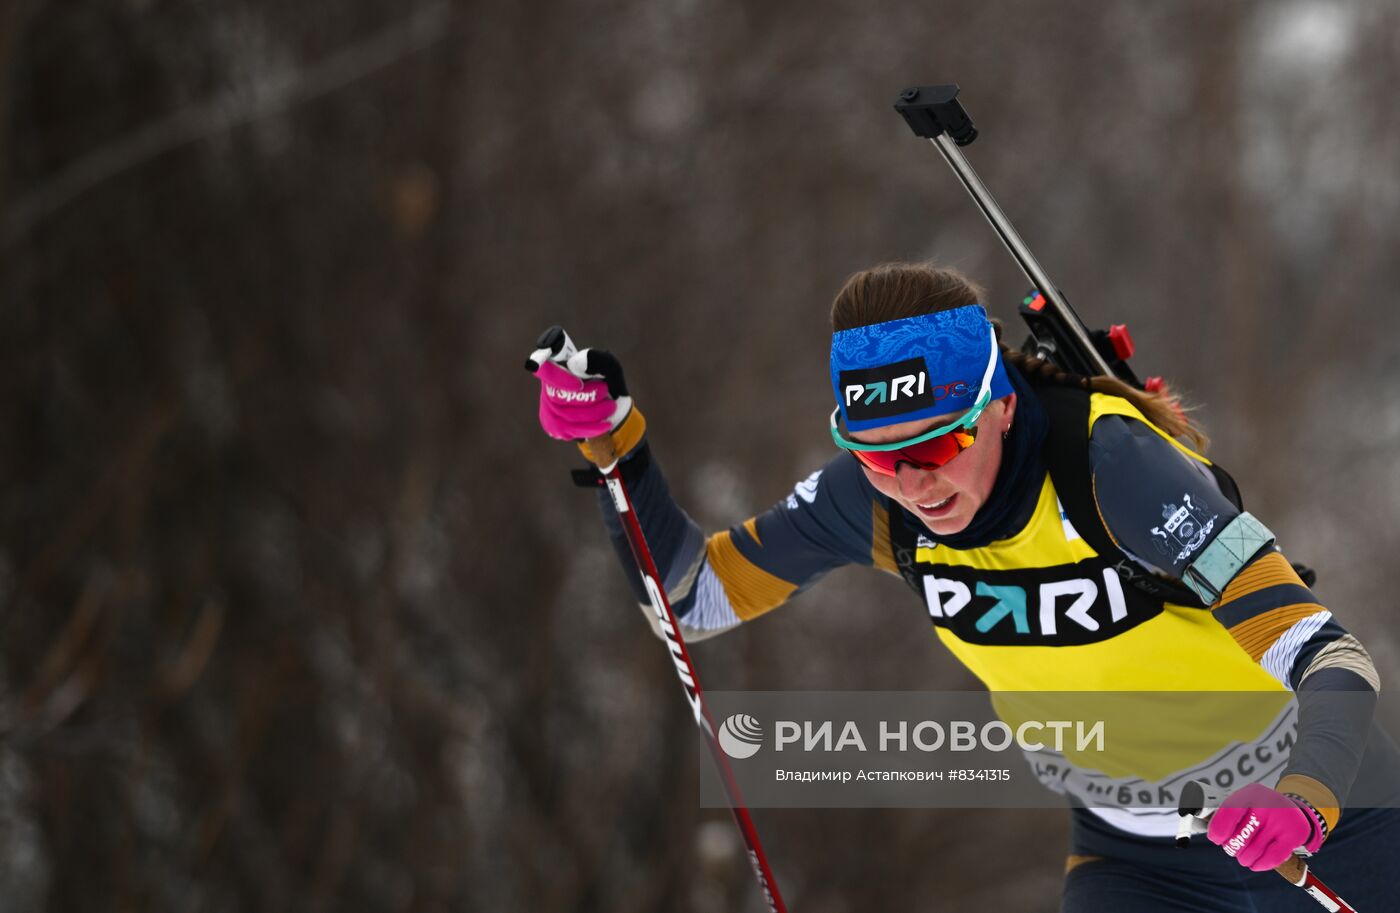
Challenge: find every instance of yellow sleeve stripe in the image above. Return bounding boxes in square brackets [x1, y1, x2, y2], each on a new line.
[1228, 603, 1328, 661]
[705, 530, 797, 621]
[1217, 551, 1305, 602]
[742, 517, 762, 546]
[871, 501, 897, 574]
[1276, 773, 1341, 837]
[1064, 855, 1103, 875]
[1214, 553, 1323, 661]
[1087, 392, 1211, 464]
[1089, 476, 1120, 548]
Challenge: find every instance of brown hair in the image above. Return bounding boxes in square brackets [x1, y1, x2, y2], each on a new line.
[830, 262, 1208, 450]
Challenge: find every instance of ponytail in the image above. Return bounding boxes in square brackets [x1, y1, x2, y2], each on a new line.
[997, 330, 1208, 452]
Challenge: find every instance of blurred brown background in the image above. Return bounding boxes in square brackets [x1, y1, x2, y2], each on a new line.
[2, 1, 1399, 910]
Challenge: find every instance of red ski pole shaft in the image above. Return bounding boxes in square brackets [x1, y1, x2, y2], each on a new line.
[591, 444, 787, 913]
[1277, 856, 1359, 913]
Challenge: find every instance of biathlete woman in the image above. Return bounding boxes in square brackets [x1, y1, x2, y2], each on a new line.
[528, 262, 1400, 911]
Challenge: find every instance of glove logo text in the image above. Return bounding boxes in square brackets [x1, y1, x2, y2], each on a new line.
[1222, 814, 1261, 857]
[546, 386, 600, 403]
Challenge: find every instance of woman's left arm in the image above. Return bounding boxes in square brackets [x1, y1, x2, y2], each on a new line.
[1207, 550, 1377, 846]
[1090, 414, 1380, 860]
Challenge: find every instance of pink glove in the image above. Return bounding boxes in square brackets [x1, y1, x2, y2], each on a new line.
[526, 325, 632, 441]
[1207, 783, 1324, 871]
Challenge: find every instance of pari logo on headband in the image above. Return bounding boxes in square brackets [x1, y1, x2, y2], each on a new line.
[838, 358, 972, 423]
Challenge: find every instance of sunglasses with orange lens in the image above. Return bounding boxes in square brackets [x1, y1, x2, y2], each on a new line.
[847, 425, 979, 476]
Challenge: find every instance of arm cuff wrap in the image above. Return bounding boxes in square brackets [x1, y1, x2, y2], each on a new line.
[1182, 511, 1275, 605]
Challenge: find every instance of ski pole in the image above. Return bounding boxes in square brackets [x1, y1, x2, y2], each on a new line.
[1177, 779, 1359, 912]
[593, 457, 787, 912]
[535, 330, 788, 912]
[893, 84, 1125, 384]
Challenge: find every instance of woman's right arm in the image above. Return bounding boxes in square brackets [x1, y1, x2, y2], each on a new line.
[529, 327, 893, 642]
[594, 443, 893, 642]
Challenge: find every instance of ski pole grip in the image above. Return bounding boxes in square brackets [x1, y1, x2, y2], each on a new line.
[1276, 855, 1308, 886]
[584, 433, 618, 468]
[894, 85, 978, 145]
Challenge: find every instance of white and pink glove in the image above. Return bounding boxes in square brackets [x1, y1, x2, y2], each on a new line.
[1207, 784, 1326, 872]
[526, 325, 633, 442]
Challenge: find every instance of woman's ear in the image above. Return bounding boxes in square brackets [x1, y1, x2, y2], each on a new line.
[1000, 392, 1018, 432]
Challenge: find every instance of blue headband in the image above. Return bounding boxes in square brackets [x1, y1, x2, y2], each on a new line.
[830, 304, 1013, 432]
